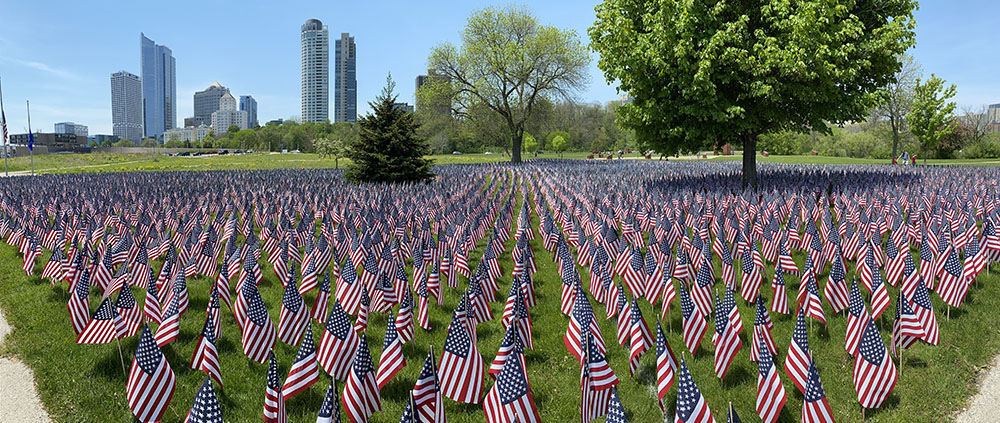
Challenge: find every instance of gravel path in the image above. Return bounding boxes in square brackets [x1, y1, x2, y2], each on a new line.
[0, 308, 50, 422]
[956, 354, 1000, 423]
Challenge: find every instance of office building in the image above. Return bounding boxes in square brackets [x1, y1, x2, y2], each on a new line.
[54, 122, 88, 137]
[301, 19, 329, 123]
[240, 95, 258, 127]
[164, 125, 211, 142]
[110, 70, 144, 143]
[211, 92, 248, 135]
[334, 32, 356, 123]
[194, 82, 229, 127]
[393, 102, 414, 114]
[141, 33, 176, 141]
[88, 134, 118, 145]
[10, 133, 86, 152]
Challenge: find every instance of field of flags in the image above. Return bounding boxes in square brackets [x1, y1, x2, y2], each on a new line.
[1, 160, 999, 422]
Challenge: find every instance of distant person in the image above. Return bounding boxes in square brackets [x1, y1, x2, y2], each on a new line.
[911, 154, 917, 166]
[901, 151, 909, 165]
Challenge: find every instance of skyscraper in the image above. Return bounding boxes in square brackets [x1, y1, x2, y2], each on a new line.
[111, 71, 143, 143]
[240, 95, 258, 127]
[301, 19, 329, 123]
[194, 82, 229, 127]
[141, 33, 176, 141]
[334, 32, 357, 123]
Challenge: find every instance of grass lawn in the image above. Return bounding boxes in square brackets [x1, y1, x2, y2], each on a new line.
[1, 180, 999, 422]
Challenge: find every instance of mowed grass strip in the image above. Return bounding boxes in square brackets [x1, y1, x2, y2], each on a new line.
[0, 182, 999, 422]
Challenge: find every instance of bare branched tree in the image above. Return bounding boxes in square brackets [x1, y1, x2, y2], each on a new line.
[874, 54, 921, 161]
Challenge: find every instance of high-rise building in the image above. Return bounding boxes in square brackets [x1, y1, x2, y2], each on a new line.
[334, 32, 357, 123]
[54, 122, 88, 137]
[301, 19, 329, 123]
[110, 71, 144, 143]
[240, 95, 258, 127]
[211, 92, 248, 135]
[194, 82, 229, 127]
[141, 33, 176, 141]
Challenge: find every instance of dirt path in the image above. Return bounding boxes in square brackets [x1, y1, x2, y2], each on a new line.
[0, 308, 50, 422]
[956, 354, 1000, 423]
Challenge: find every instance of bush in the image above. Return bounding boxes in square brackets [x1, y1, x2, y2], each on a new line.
[960, 134, 1000, 159]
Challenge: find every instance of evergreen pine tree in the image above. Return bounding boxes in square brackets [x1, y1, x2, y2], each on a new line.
[345, 75, 434, 183]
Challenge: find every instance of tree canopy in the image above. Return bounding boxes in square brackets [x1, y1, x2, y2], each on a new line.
[908, 74, 957, 164]
[344, 75, 434, 183]
[428, 5, 590, 163]
[590, 0, 917, 187]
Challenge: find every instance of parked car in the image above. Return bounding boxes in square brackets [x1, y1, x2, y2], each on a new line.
[178, 151, 190, 157]
[452, 151, 463, 155]
[192, 152, 203, 157]
[234, 149, 243, 154]
[218, 150, 229, 155]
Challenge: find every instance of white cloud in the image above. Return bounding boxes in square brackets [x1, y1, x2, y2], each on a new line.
[0, 56, 86, 81]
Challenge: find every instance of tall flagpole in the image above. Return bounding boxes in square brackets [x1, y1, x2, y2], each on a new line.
[26, 99, 33, 176]
[0, 77, 7, 177]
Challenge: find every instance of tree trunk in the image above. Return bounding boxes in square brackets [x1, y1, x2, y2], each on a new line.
[511, 132, 522, 163]
[890, 116, 899, 163]
[742, 134, 758, 190]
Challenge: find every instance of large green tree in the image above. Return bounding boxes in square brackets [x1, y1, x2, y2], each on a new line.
[344, 75, 434, 183]
[873, 54, 921, 162]
[590, 0, 917, 188]
[907, 74, 957, 164]
[428, 5, 590, 163]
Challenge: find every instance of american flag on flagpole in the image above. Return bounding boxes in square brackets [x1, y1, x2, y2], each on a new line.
[755, 338, 787, 423]
[282, 325, 320, 399]
[674, 357, 715, 423]
[412, 347, 447, 423]
[264, 351, 287, 423]
[483, 347, 540, 423]
[183, 376, 222, 423]
[439, 306, 484, 404]
[343, 333, 381, 423]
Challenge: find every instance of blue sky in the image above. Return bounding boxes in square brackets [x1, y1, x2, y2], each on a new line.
[0, 0, 994, 135]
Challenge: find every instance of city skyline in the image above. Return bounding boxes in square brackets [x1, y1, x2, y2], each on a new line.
[0, 0, 994, 135]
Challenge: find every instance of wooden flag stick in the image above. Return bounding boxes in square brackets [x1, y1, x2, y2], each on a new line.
[114, 336, 128, 378]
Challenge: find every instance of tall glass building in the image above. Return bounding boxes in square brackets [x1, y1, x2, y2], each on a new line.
[301, 19, 329, 123]
[140, 33, 176, 141]
[111, 71, 143, 143]
[335, 32, 356, 123]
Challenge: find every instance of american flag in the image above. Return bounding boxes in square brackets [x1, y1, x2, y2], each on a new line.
[845, 279, 867, 357]
[963, 234, 986, 281]
[750, 295, 776, 362]
[154, 290, 181, 347]
[906, 276, 940, 345]
[143, 270, 163, 325]
[796, 260, 827, 325]
[891, 290, 922, 356]
[183, 376, 222, 423]
[277, 265, 310, 346]
[126, 325, 176, 423]
[678, 283, 707, 354]
[312, 270, 332, 323]
[691, 261, 715, 317]
[853, 318, 898, 408]
[264, 351, 287, 423]
[192, 305, 223, 385]
[936, 245, 967, 308]
[755, 338, 787, 423]
[770, 268, 788, 315]
[884, 237, 906, 286]
[713, 293, 741, 380]
[483, 347, 540, 423]
[284, 325, 320, 399]
[580, 333, 615, 423]
[627, 299, 653, 377]
[740, 242, 763, 302]
[674, 357, 715, 423]
[300, 253, 319, 294]
[317, 378, 342, 423]
[115, 285, 142, 337]
[784, 309, 811, 395]
[565, 282, 605, 363]
[318, 300, 360, 381]
[239, 282, 276, 363]
[337, 255, 363, 315]
[622, 246, 646, 298]
[343, 333, 382, 423]
[355, 285, 371, 334]
[67, 267, 91, 335]
[76, 297, 125, 344]
[412, 348, 446, 423]
[491, 322, 526, 377]
[605, 386, 628, 423]
[656, 320, 678, 408]
[396, 285, 415, 343]
[377, 310, 407, 389]
[801, 357, 835, 423]
[439, 306, 484, 404]
[824, 249, 849, 313]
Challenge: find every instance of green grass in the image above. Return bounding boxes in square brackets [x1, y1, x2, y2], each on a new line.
[1, 173, 1000, 422]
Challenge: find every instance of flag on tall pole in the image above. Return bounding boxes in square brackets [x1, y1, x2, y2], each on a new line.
[0, 77, 8, 176]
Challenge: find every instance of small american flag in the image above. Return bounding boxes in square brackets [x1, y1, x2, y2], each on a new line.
[674, 357, 715, 423]
[317, 378, 342, 423]
[853, 318, 898, 408]
[126, 325, 176, 422]
[483, 347, 539, 423]
[439, 306, 484, 404]
[264, 351, 287, 423]
[343, 333, 382, 423]
[679, 283, 707, 354]
[191, 311, 223, 389]
[76, 297, 125, 344]
[240, 282, 276, 363]
[655, 321, 677, 408]
[784, 309, 811, 395]
[277, 264, 310, 346]
[376, 310, 407, 389]
[412, 348, 446, 423]
[627, 299, 653, 377]
[755, 338, 787, 423]
[283, 325, 320, 399]
[605, 386, 628, 423]
[801, 357, 835, 423]
[183, 377, 222, 423]
[318, 300, 360, 381]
